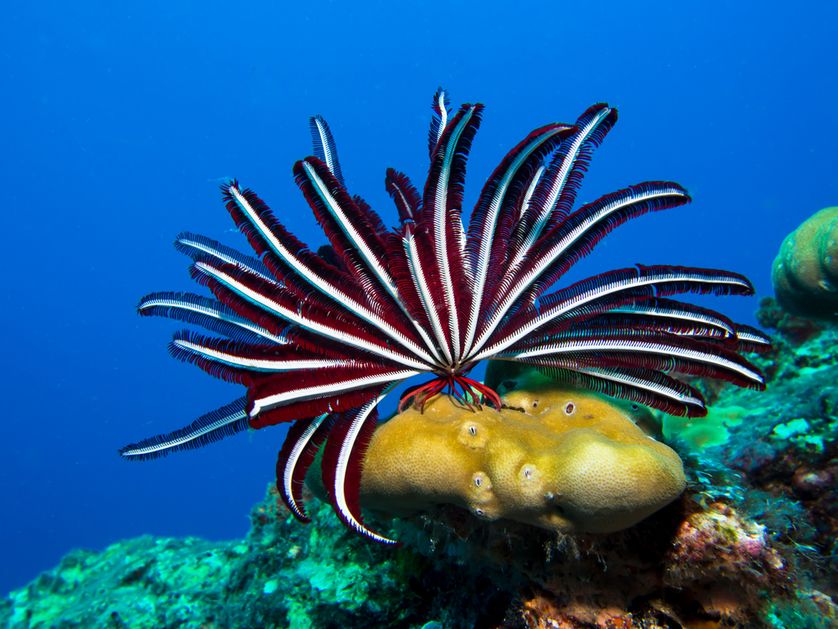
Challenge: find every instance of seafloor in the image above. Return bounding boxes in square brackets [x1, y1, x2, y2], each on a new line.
[2, 298, 836, 629]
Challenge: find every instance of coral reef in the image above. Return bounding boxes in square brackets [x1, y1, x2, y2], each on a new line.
[0, 497, 421, 629]
[3, 317, 837, 628]
[358, 386, 685, 534]
[756, 296, 825, 346]
[772, 206, 838, 319]
[686, 323, 838, 594]
[5, 481, 830, 628]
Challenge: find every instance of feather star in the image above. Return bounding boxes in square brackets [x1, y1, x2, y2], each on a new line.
[121, 90, 769, 544]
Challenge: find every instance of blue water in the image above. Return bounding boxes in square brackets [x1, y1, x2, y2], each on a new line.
[1, 1, 836, 595]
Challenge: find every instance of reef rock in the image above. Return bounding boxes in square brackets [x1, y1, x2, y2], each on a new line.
[772, 206, 838, 319]
[360, 386, 685, 534]
[0, 497, 421, 629]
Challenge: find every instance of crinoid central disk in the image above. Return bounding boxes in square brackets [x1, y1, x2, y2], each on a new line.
[398, 373, 502, 412]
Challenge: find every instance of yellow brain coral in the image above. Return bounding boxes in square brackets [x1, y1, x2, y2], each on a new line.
[358, 382, 686, 534]
[772, 205, 838, 319]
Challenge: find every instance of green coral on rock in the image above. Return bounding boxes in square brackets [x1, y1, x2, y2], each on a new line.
[772, 206, 838, 319]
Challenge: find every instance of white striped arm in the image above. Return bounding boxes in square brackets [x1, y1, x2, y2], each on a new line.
[403, 228, 453, 365]
[472, 267, 752, 362]
[194, 261, 430, 371]
[462, 124, 572, 360]
[607, 302, 736, 338]
[175, 232, 274, 282]
[504, 337, 764, 386]
[281, 413, 328, 521]
[227, 185, 436, 367]
[509, 105, 614, 272]
[250, 368, 419, 416]
[171, 338, 354, 373]
[518, 164, 546, 220]
[139, 293, 288, 345]
[329, 389, 397, 545]
[120, 398, 249, 459]
[310, 115, 345, 185]
[466, 185, 691, 361]
[429, 105, 478, 361]
[561, 365, 705, 412]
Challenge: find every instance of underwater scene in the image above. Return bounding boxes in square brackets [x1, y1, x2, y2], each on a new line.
[1, 2, 836, 628]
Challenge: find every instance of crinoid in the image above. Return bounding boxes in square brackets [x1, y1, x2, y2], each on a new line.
[121, 91, 769, 543]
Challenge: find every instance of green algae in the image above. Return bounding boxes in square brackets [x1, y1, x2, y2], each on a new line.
[663, 404, 750, 449]
[772, 417, 811, 440]
[772, 416, 836, 453]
